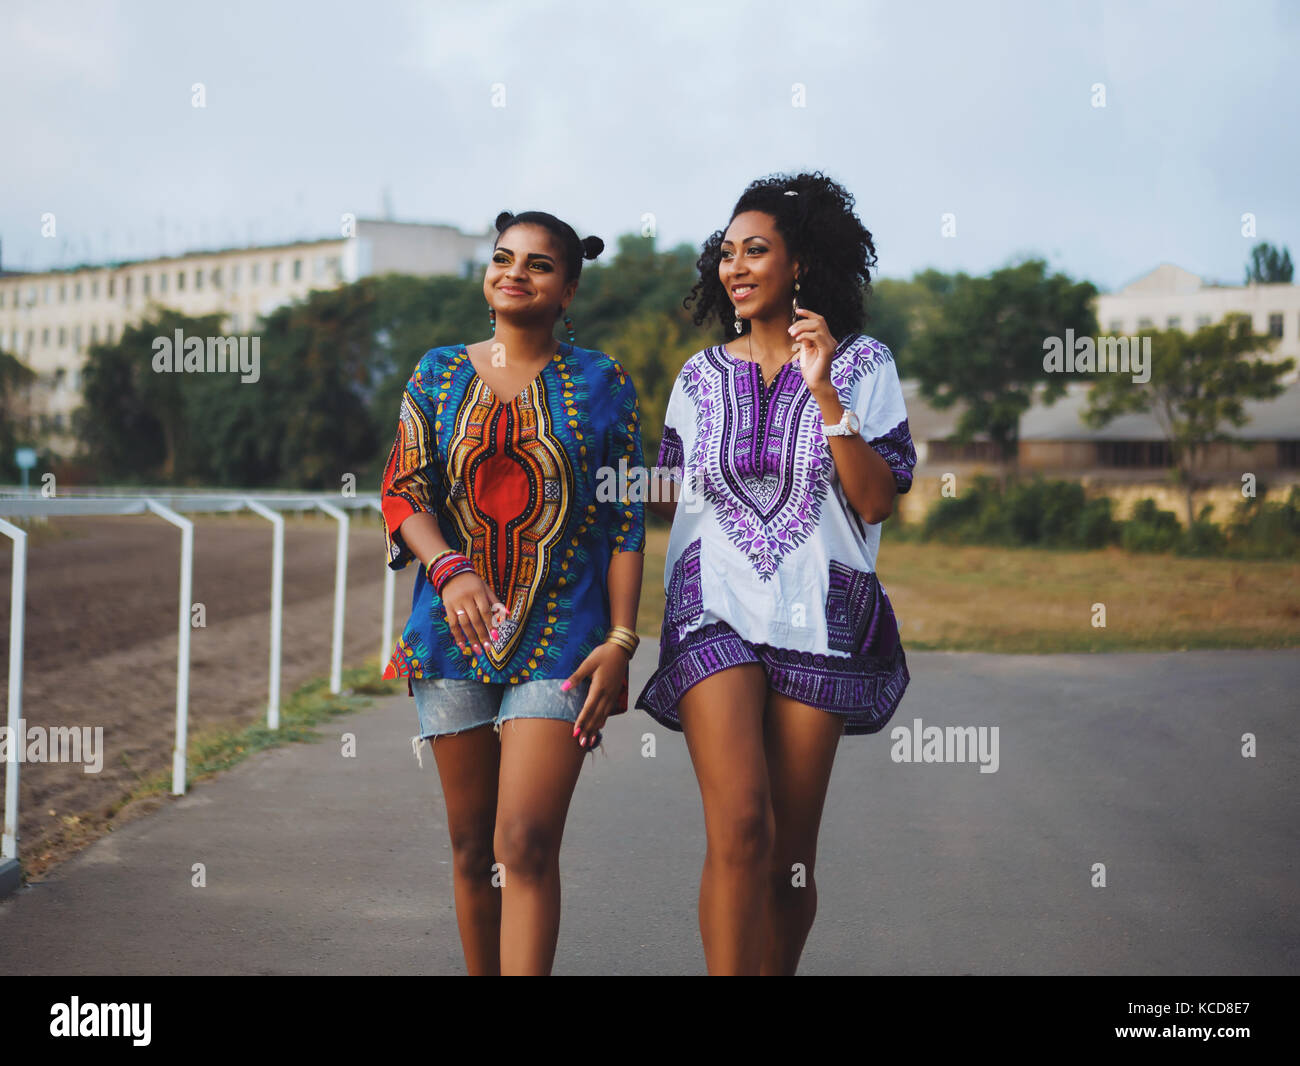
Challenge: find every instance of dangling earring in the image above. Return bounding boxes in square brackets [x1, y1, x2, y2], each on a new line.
[734, 312, 743, 334]
[563, 313, 576, 344]
[791, 277, 801, 319]
[489, 307, 496, 334]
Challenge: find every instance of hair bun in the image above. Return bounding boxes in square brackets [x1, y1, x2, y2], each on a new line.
[581, 235, 605, 261]
[494, 210, 516, 232]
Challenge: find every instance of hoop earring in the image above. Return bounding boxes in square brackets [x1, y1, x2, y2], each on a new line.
[563, 313, 575, 343]
[489, 307, 496, 334]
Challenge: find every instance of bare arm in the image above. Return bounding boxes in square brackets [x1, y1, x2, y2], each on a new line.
[811, 386, 898, 524]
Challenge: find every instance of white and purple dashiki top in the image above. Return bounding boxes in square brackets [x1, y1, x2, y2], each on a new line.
[636, 332, 916, 733]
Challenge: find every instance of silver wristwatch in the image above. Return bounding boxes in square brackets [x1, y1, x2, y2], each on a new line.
[823, 408, 861, 437]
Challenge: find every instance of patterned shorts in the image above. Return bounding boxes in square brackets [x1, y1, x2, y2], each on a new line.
[634, 616, 909, 736]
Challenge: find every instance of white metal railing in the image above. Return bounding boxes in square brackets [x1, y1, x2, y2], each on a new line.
[0, 492, 396, 878]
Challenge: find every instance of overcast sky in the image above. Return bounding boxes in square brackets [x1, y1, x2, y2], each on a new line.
[3, 0, 1296, 292]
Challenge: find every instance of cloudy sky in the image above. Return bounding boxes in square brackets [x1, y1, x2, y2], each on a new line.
[3, 0, 1296, 291]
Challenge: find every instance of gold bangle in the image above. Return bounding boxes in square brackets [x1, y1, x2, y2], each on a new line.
[607, 624, 640, 646]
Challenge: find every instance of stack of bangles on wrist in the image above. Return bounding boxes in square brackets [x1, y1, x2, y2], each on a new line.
[603, 624, 640, 658]
[426, 548, 475, 594]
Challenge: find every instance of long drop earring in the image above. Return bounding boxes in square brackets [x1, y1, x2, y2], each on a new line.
[489, 307, 496, 334]
[563, 313, 576, 344]
[791, 277, 801, 318]
[734, 312, 743, 335]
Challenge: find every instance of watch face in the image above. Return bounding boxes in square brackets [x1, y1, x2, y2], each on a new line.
[846, 410, 861, 433]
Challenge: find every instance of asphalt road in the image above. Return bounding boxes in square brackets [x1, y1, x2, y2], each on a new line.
[1, 647, 1296, 975]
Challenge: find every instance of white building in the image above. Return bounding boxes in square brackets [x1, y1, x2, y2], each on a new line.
[0, 219, 493, 456]
[1095, 264, 1300, 379]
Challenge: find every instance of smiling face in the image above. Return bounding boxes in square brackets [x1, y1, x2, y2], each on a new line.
[719, 210, 799, 324]
[485, 223, 577, 323]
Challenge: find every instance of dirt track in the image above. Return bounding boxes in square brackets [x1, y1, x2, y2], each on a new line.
[0, 513, 409, 875]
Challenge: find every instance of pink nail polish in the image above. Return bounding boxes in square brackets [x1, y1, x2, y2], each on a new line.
[490, 629, 499, 640]
[560, 680, 570, 691]
[572, 725, 580, 737]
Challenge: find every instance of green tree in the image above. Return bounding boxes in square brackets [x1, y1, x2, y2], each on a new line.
[1245, 242, 1294, 284]
[1083, 314, 1294, 526]
[905, 259, 1098, 460]
[0, 349, 37, 480]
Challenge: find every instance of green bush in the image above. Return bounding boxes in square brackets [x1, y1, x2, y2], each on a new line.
[1120, 498, 1182, 553]
[1224, 486, 1300, 558]
[922, 475, 1120, 549]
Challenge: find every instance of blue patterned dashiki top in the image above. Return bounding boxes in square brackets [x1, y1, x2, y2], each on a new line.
[380, 342, 645, 710]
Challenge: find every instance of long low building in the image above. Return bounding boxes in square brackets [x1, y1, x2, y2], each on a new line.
[0, 219, 492, 456]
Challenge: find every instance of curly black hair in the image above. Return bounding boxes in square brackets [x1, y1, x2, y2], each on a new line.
[492, 210, 604, 283]
[684, 171, 878, 343]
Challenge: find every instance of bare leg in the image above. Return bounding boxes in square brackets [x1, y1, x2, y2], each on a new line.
[760, 691, 844, 975]
[493, 718, 587, 975]
[431, 724, 502, 975]
[677, 664, 772, 975]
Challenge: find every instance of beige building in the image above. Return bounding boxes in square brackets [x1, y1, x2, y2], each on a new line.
[0, 219, 493, 457]
[1095, 263, 1300, 379]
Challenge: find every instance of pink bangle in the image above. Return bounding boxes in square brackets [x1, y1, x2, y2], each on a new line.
[428, 552, 474, 594]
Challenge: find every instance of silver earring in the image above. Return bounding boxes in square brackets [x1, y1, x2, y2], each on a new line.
[734, 312, 743, 334]
[792, 278, 800, 318]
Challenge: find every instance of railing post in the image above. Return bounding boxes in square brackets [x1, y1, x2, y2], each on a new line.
[0, 517, 28, 871]
[244, 499, 285, 729]
[145, 500, 194, 796]
[370, 501, 395, 672]
[316, 501, 348, 695]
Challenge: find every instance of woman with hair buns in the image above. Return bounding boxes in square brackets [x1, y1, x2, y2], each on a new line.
[638, 172, 916, 975]
[380, 209, 646, 975]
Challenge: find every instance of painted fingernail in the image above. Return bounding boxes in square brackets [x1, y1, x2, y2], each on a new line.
[560, 680, 571, 691]
[572, 725, 580, 737]
[473, 644, 482, 652]
[490, 629, 498, 640]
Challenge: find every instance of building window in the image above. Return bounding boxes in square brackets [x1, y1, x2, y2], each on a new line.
[1196, 314, 1212, 329]
[52, 413, 64, 431]
[292, 258, 302, 281]
[232, 264, 241, 288]
[1280, 441, 1300, 468]
[58, 327, 66, 347]
[44, 284, 52, 303]
[1269, 313, 1284, 339]
[212, 267, 222, 288]
[251, 262, 261, 283]
[41, 328, 50, 347]
[0, 290, 5, 309]
[159, 272, 167, 294]
[271, 261, 281, 283]
[124, 276, 132, 300]
[74, 281, 82, 301]
[59, 282, 66, 303]
[91, 325, 98, 343]
[1096, 441, 1173, 468]
[1166, 316, 1181, 330]
[74, 325, 81, 348]
[25, 330, 34, 352]
[54, 367, 66, 389]
[143, 274, 151, 296]
[92, 279, 100, 299]
[195, 269, 204, 291]
[177, 270, 186, 291]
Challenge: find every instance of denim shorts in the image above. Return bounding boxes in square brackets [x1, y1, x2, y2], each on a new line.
[408, 676, 601, 766]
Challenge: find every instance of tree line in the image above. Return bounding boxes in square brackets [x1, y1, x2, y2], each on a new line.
[0, 239, 1292, 517]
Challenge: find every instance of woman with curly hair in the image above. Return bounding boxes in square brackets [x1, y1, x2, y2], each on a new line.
[380, 210, 645, 975]
[637, 172, 915, 975]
